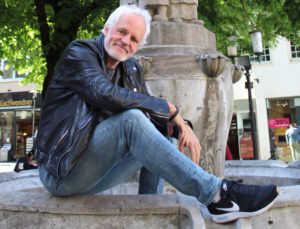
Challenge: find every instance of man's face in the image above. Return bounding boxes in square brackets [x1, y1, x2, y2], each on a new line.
[103, 13, 146, 67]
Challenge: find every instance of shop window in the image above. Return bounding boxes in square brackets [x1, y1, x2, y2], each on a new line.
[267, 98, 300, 162]
[0, 60, 24, 80]
[0, 111, 14, 161]
[250, 46, 271, 63]
[290, 42, 300, 59]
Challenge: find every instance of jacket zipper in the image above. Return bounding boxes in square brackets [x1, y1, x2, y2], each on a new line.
[52, 125, 71, 155]
[56, 115, 93, 180]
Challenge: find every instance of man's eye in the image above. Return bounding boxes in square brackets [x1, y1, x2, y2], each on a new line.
[118, 30, 125, 35]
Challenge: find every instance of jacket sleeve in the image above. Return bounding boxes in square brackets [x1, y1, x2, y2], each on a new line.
[55, 40, 170, 128]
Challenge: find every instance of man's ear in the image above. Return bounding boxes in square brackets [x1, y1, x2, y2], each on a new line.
[103, 26, 109, 35]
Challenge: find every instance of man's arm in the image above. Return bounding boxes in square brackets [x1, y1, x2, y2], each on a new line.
[56, 40, 170, 119]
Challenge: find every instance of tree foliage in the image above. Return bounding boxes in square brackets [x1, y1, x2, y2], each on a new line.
[198, 0, 300, 55]
[0, 0, 299, 95]
[0, 0, 118, 97]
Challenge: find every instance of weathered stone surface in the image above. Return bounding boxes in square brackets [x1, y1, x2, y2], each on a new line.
[1, 182, 299, 229]
[1, 165, 300, 228]
[225, 160, 300, 186]
[135, 6, 232, 177]
[136, 47, 233, 176]
[0, 192, 206, 229]
[169, 4, 198, 21]
[145, 22, 216, 48]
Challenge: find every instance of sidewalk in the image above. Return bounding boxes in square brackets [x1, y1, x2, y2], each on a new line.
[0, 162, 16, 173]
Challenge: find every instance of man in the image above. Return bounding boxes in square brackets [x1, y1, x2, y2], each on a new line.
[285, 123, 300, 160]
[34, 5, 279, 223]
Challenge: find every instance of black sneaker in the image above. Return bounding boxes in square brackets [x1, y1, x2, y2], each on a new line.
[207, 180, 280, 223]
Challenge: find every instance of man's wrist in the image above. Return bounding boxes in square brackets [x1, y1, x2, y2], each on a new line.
[169, 106, 179, 122]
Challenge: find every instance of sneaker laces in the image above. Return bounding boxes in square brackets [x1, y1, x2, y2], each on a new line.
[223, 180, 258, 201]
[221, 180, 258, 201]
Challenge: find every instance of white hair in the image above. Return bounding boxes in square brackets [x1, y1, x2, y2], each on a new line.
[102, 5, 152, 46]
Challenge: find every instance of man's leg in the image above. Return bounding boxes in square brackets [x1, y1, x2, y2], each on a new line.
[290, 143, 297, 160]
[40, 109, 221, 204]
[293, 141, 300, 160]
[39, 109, 279, 224]
[139, 137, 176, 194]
[139, 167, 164, 194]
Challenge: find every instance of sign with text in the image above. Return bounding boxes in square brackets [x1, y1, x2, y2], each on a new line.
[268, 118, 290, 128]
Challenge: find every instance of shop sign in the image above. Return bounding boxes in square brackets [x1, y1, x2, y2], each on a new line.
[0, 99, 32, 107]
[268, 118, 290, 128]
[240, 132, 254, 159]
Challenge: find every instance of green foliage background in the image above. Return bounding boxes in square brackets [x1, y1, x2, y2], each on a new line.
[0, 0, 299, 94]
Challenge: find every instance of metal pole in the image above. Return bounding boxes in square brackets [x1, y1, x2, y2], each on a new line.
[245, 69, 258, 159]
[32, 94, 36, 142]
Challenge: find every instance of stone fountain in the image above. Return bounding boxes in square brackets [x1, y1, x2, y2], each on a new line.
[0, 2, 299, 228]
[121, 0, 243, 177]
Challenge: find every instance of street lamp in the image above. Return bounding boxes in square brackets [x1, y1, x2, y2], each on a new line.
[227, 36, 238, 63]
[233, 56, 258, 159]
[227, 30, 263, 159]
[249, 30, 263, 61]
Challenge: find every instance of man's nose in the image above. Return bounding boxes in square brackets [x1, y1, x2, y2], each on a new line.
[121, 34, 130, 45]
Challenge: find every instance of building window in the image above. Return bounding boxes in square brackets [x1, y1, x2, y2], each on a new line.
[0, 60, 24, 80]
[250, 46, 271, 63]
[291, 42, 300, 59]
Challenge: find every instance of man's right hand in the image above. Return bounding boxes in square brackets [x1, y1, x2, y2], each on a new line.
[168, 102, 202, 164]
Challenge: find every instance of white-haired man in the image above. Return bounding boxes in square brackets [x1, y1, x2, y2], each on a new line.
[34, 5, 279, 223]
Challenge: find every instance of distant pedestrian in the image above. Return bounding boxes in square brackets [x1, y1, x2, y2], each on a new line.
[285, 123, 300, 160]
[14, 151, 38, 172]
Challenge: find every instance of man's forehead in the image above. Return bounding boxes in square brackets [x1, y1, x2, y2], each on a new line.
[115, 13, 145, 28]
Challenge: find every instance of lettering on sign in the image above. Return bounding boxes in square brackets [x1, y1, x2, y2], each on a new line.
[0, 100, 32, 107]
[268, 118, 290, 128]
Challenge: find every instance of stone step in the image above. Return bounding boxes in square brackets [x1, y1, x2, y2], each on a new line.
[1, 165, 300, 228]
[0, 185, 299, 229]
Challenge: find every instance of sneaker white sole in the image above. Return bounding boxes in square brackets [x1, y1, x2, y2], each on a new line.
[211, 187, 280, 224]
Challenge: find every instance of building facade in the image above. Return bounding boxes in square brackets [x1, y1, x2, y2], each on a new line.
[0, 60, 41, 161]
[231, 37, 300, 161]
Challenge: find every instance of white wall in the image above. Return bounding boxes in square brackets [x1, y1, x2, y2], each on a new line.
[0, 80, 37, 93]
[233, 37, 300, 159]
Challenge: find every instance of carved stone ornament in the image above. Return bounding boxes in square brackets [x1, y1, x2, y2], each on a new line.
[231, 64, 245, 84]
[134, 56, 153, 78]
[196, 54, 229, 78]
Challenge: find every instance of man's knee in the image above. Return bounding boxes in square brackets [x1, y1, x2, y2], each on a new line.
[122, 109, 147, 121]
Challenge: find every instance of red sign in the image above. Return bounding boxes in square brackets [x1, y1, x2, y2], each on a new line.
[240, 132, 254, 159]
[268, 118, 289, 128]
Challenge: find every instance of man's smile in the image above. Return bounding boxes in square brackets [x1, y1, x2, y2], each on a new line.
[114, 43, 129, 54]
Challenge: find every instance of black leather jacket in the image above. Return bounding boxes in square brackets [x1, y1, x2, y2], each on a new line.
[34, 34, 170, 181]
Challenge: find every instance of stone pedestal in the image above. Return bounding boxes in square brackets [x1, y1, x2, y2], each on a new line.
[120, 1, 243, 177]
[136, 20, 239, 177]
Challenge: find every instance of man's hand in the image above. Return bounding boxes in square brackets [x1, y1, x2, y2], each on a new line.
[168, 102, 202, 164]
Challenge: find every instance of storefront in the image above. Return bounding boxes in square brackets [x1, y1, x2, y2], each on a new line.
[0, 92, 41, 161]
[229, 97, 300, 161]
[267, 97, 300, 161]
[228, 100, 258, 160]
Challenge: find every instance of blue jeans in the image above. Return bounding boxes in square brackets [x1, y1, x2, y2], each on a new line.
[39, 109, 221, 205]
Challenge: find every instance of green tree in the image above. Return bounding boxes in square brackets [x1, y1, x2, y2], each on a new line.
[0, 0, 299, 95]
[198, 0, 300, 55]
[0, 0, 118, 98]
